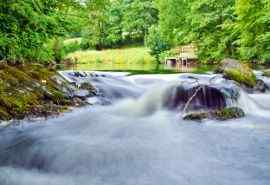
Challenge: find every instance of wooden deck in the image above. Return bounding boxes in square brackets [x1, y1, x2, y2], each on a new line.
[164, 44, 197, 72]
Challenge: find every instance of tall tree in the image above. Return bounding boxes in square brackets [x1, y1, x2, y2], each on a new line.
[122, 0, 158, 42]
[155, 0, 191, 45]
[82, 0, 110, 50]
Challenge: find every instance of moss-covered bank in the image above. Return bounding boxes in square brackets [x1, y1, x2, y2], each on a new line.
[0, 62, 88, 121]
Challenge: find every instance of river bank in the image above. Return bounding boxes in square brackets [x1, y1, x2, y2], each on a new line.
[0, 63, 95, 122]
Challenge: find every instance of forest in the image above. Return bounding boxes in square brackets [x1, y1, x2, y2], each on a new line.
[1, 0, 270, 64]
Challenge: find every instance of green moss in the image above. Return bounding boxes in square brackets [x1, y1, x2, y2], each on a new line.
[213, 107, 245, 121]
[224, 68, 256, 87]
[0, 107, 12, 121]
[263, 69, 270, 77]
[4, 65, 32, 83]
[49, 89, 67, 105]
[183, 107, 245, 121]
[183, 112, 208, 121]
[0, 63, 73, 121]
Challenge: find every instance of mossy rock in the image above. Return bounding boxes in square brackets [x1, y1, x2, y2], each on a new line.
[0, 63, 90, 121]
[224, 68, 256, 88]
[0, 107, 12, 121]
[263, 69, 270, 77]
[212, 107, 245, 121]
[183, 107, 245, 121]
[0, 92, 36, 118]
[183, 112, 208, 121]
[80, 82, 95, 91]
[216, 58, 257, 88]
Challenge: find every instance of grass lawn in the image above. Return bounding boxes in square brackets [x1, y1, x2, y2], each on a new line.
[65, 44, 213, 74]
[66, 46, 158, 71]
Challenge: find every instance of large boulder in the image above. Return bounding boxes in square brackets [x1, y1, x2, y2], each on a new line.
[163, 83, 239, 112]
[216, 58, 257, 88]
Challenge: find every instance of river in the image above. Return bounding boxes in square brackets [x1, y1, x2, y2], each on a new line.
[0, 72, 270, 185]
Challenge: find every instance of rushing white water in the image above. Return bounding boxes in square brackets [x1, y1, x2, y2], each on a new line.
[1, 73, 270, 185]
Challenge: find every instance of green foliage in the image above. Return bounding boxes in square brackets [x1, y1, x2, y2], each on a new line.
[155, 0, 191, 45]
[48, 38, 81, 63]
[81, 0, 158, 49]
[235, 0, 270, 62]
[153, 0, 270, 64]
[122, 0, 158, 41]
[145, 26, 170, 61]
[1, 0, 269, 65]
[0, 0, 81, 62]
[224, 66, 257, 87]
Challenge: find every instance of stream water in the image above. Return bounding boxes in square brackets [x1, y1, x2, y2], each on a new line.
[0, 72, 270, 185]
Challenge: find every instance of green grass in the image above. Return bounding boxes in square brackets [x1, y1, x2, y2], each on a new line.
[66, 46, 157, 71]
[65, 45, 215, 74]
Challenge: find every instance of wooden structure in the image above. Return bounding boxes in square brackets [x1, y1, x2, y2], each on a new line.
[165, 45, 197, 72]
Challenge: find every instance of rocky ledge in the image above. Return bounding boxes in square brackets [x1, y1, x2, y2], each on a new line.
[0, 62, 96, 121]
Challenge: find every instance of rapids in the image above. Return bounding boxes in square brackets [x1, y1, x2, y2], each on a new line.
[0, 72, 270, 185]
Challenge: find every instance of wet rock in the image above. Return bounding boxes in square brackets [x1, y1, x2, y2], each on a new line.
[80, 82, 95, 91]
[183, 107, 245, 121]
[253, 79, 269, 93]
[164, 85, 229, 111]
[0, 108, 12, 121]
[71, 97, 89, 107]
[212, 107, 245, 121]
[29, 103, 68, 118]
[73, 89, 90, 99]
[183, 111, 208, 121]
[216, 58, 257, 88]
[0, 64, 96, 121]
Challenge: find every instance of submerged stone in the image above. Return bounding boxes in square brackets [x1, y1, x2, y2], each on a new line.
[183, 107, 245, 121]
[212, 107, 245, 121]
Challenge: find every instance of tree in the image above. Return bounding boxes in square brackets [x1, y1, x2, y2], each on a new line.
[235, 0, 270, 63]
[81, 0, 110, 50]
[188, 0, 236, 62]
[122, 0, 158, 42]
[155, 0, 191, 45]
[81, 0, 158, 49]
[145, 25, 170, 62]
